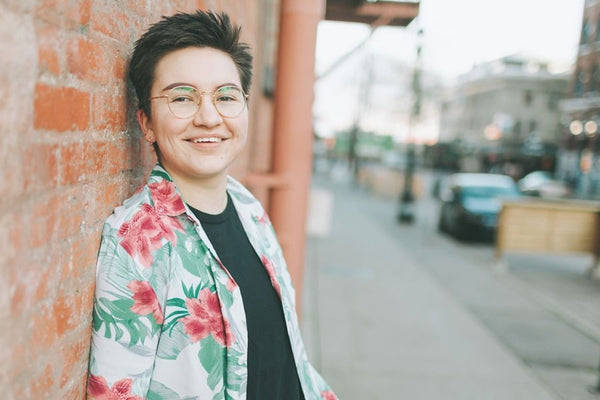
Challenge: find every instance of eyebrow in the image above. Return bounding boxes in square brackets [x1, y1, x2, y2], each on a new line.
[160, 82, 242, 92]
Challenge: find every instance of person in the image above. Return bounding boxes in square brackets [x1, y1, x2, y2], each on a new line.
[86, 10, 338, 400]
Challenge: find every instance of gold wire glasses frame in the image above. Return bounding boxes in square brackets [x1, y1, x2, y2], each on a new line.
[150, 85, 248, 119]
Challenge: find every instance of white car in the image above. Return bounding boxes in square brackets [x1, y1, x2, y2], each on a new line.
[518, 171, 571, 198]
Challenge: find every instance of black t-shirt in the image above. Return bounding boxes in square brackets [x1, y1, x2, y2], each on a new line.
[189, 195, 305, 400]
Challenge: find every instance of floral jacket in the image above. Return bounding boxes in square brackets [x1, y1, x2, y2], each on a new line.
[87, 164, 337, 400]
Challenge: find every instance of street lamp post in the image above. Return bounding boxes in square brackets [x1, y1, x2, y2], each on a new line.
[397, 28, 423, 223]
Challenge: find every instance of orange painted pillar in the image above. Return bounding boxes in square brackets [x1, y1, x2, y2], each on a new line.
[270, 0, 324, 311]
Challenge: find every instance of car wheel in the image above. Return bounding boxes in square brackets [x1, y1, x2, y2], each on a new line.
[437, 207, 448, 233]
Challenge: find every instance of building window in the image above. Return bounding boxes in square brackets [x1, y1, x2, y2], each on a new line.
[581, 19, 590, 44]
[591, 64, 600, 93]
[529, 120, 537, 135]
[575, 68, 585, 96]
[523, 90, 533, 106]
[513, 120, 522, 138]
[547, 92, 560, 110]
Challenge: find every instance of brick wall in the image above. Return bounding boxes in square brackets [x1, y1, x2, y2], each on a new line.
[0, 1, 268, 398]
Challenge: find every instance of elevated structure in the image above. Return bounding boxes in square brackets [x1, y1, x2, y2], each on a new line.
[325, 0, 419, 27]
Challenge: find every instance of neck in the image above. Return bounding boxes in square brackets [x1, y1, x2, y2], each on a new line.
[168, 171, 228, 214]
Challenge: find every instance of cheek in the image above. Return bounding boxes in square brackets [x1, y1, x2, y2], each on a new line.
[154, 118, 187, 140]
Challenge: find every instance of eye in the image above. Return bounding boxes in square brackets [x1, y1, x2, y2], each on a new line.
[215, 87, 243, 103]
[170, 94, 195, 103]
[169, 87, 198, 103]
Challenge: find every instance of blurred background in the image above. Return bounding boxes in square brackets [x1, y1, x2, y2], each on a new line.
[305, 0, 600, 399]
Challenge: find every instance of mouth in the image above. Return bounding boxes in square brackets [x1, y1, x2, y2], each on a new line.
[187, 137, 224, 144]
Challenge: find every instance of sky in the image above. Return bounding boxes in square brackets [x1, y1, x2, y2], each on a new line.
[315, 0, 586, 80]
[313, 0, 586, 141]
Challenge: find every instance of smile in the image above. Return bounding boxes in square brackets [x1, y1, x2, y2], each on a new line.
[190, 137, 223, 143]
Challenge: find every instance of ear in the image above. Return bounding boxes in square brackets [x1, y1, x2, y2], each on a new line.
[137, 109, 156, 143]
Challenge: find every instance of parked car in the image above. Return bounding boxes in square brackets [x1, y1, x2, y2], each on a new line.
[517, 171, 571, 198]
[437, 173, 521, 240]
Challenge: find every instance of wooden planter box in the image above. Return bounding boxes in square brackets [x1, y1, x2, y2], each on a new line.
[495, 198, 600, 278]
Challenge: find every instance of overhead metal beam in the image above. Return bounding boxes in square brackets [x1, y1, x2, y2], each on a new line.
[325, 0, 420, 27]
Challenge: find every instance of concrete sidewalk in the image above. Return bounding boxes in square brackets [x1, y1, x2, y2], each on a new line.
[301, 175, 560, 400]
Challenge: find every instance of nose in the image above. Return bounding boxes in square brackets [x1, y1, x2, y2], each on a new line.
[193, 92, 223, 127]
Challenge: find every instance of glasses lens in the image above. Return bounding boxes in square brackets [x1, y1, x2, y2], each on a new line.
[214, 86, 246, 118]
[167, 86, 199, 119]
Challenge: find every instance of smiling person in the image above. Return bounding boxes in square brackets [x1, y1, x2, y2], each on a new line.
[86, 10, 337, 400]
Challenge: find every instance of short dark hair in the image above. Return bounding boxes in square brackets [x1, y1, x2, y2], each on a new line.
[129, 10, 253, 117]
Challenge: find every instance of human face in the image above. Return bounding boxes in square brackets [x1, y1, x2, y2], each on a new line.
[138, 47, 248, 187]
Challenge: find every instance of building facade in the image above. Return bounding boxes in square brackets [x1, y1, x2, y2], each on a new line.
[439, 55, 568, 177]
[558, 0, 600, 199]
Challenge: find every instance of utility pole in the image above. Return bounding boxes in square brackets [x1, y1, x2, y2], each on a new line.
[397, 28, 423, 223]
[348, 28, 375, 182]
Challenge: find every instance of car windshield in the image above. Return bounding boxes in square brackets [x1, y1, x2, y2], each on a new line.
[461, 185, 520, 199]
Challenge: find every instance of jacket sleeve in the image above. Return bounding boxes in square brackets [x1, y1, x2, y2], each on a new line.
[87, 232, 165, 399]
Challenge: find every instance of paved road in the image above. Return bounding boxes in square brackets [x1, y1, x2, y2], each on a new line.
[302, 167, 600, 400]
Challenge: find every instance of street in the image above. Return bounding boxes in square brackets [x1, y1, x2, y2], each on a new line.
[303, 165, 600, 400]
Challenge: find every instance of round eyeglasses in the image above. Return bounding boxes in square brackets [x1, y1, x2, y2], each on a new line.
[150, 85, 248, 119]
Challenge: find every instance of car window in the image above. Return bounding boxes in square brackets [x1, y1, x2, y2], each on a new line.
[461, 185, 520, 199]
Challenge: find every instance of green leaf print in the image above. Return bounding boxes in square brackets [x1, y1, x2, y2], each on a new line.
[229, 190, 255, 205]
[147, 380, 181, 400]
[216, 284, 234, 309]
[166, 297, 186, 309]
[156, 323, 190, 360]
[175, 232, 212, 281]
[198, 336, 225, 391]
[151, 168, 172, 182]
[95, 297, 153, 346]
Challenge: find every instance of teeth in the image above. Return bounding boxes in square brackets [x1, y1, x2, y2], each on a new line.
[192, 137, 222, 143]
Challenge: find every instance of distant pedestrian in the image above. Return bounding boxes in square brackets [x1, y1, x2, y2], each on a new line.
[86, 10, 337, 400]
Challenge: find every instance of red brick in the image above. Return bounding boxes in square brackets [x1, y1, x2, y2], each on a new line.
[22, 142, 59, 193]
[60, 141, 84, 185]
[49, 187, 83, 241]
[29, 193, 61, 249]
[91, 1, 135, 44]
[54, 292, 76, 336]
[59, 335, 89, 389]
[65, 233, 99, 281]
[30, 304, 58, 357]
[10, 279, 27, 316]
[34, 83, 90, 132]
[36, 24, 62, 76]
[105, 137, 128, 174]
[29, 363, 55, 400]
[61, 370, 88, 400]
[5, 210, 27, 260]
[84, 178, 119, 227]
[8, 341, 28, 381]
[66, 36, 109, 85]
[80, 281, 96, 314]
[93, 90, 127, 132]
[35, 0, 92, 28]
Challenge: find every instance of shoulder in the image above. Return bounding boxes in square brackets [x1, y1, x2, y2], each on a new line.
[104, 164, 186, 232]
[103, 184, 153, 232]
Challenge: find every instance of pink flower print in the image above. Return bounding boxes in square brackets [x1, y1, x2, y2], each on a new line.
[148, 180, 186, 215]
[181, 288, 235, 346]
[226, 276, 237, 292]
[321, 390, 339, 400]
[87, 374, 143, 400]
[260, 255, 281, 298]
[118, 204, 183, 267]
[253, 211, 270, 226]
[127, 280, 164, 324]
